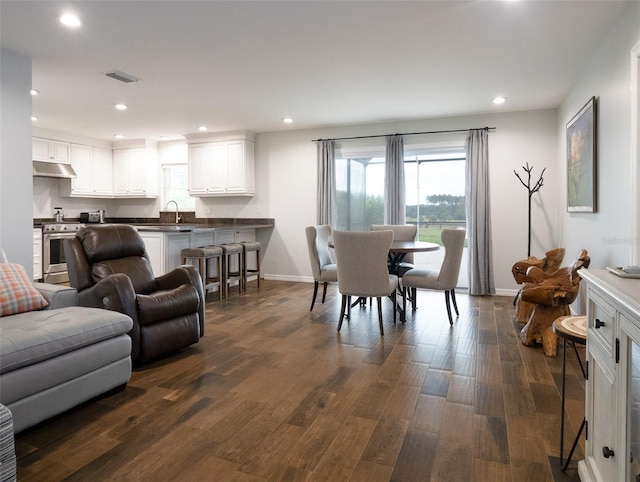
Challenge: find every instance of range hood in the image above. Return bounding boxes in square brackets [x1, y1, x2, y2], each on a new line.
[32, 160, 77, 179]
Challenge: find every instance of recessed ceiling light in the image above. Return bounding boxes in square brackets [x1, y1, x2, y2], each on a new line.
[60, 12, 81, 28]
[114, 134, 124, 139]
[30, 89, 39, 96]
[115, 103, 128, 111]
[493, 96, 507, 105]
[31, 116, 38, 121]
[282, 117, 293, 124]
[197, 125, 208, 132]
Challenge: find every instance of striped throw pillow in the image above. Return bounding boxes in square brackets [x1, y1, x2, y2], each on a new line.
[0, 263, 49, 316]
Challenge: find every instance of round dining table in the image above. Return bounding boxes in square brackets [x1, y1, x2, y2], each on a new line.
[388, 240, 440, 273]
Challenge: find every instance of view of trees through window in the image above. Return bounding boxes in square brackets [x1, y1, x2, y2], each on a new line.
[335, 149, 467, 286]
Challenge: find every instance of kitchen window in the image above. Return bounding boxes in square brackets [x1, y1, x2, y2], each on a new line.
[161, 164, 195, 210]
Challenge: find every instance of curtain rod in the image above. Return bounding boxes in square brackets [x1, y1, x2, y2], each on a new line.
[312, 126, 496, 143]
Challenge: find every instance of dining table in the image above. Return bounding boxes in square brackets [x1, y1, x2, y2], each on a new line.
[387, 240, 440, 275]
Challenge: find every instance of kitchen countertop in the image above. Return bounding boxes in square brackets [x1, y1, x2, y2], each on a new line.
[34, 217, 275, 231]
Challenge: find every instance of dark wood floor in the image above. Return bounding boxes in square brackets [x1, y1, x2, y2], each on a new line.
[15, 280, 585, 481]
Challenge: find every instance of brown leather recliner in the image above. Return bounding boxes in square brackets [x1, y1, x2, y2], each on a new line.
[64, 224, 205, 364]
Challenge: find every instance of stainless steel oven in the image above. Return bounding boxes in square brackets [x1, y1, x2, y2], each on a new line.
[42, 222, 84, 284]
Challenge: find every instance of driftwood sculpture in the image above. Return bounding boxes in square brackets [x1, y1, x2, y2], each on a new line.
[512, 248, 565, 323]
[519, 249, 590, 356]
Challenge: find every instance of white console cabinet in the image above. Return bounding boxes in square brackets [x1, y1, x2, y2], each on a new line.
[186, 131, 255, 197]
[578, 270, 640, 482]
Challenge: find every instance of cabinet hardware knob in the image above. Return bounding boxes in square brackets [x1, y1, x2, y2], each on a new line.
[602, 446, 615, 458]
[594, 318, 605, 329]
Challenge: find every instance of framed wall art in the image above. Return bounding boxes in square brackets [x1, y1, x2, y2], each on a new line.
[567, 96, 597, 212]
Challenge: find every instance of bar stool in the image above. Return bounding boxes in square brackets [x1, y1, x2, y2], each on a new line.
[218, 243, 244, 298]
[240, 241, 261, 291]
[181, 246, 223, 301]
[552, 315, 587, 472]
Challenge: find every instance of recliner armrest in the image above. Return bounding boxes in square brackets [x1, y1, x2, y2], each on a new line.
[76, 274, 138, 319]
[34, 282, 78, 309]
[156, 265, 205, 337]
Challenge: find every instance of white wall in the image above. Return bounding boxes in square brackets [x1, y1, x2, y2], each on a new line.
[1, 49, 33, 272]
[558, 1, 639, 269]
[255, 109, 559, 294]
[557, 1, 640, 312]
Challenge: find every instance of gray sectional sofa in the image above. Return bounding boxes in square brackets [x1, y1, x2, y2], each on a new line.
[0, 283, 133, 434]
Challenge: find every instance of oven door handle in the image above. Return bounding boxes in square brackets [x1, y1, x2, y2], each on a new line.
[44, 233, 76, 240]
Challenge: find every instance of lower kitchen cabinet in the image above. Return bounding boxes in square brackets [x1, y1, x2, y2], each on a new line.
[578, 270, 640, 482]
[33, 228, 42, 281]
[138, 228, 255, 277]
[138, 232, 190, 277]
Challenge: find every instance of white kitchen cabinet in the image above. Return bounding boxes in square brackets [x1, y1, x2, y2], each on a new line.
[186, 131, 255, 197]
[66, 144, 113, 197]
[138, 231, 191, 276]
[578, 270, 640, 482]
[139, 232, 164, 276]
[113, 146, 158, 198]
[33, 228, 42, 281]
[32, 137, 71, 164]
[92, 147, 114, 195]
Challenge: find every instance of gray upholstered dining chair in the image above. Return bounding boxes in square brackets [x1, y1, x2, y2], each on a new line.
[371, 224, 417, 276]
[401, 228, 466, 325]
[332, 229, 398, 335]
[305, 225, 338, 311]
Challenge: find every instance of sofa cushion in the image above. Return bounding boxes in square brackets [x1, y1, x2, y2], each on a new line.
[0, 307, 133, 374]
[0, 264, 49, 316]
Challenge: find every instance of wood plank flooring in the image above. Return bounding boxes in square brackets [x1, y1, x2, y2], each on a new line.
[14, 281, 585, 481]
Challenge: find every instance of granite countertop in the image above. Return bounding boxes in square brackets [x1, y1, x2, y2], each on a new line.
[34, 217, 275, 231]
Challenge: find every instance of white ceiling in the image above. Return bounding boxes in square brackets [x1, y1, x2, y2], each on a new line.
[0, 0, 633, 142]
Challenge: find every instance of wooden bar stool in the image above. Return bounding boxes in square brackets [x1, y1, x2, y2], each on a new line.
[218, 243, 244, 298]
[181, 246, 223, 301]
[240, 241, 261, 291]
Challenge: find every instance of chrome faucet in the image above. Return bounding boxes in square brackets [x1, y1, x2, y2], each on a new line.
[166, 200, 181, 224]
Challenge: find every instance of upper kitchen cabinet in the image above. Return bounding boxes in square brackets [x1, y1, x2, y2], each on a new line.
[185, 130, 255, 197]
[112, 140, 159, 198]
[65, 144, 113, 197]
[32, 137, 71, 164]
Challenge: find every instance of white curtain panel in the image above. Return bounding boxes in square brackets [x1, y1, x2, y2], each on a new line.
[384, 134, 406, 225]
[316, 140, 336, 226]
[465, 128, 495, 296]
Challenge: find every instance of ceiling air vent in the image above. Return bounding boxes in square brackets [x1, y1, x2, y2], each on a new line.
[105, 70, 141, 83]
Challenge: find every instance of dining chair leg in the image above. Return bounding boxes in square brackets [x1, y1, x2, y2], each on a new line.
[445, 291, 454, 326]
[411, 288, 417, 311]
[450, 289, 459, 316]
[310, 281, 319, 311]
[321, 282, 329, 303]
[347, 296, 351, 319]
[402, 287, 407, 316]
[338, 295, 347, 331]
[376, 297, 384, 336]
[392, 290, 397, 324]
